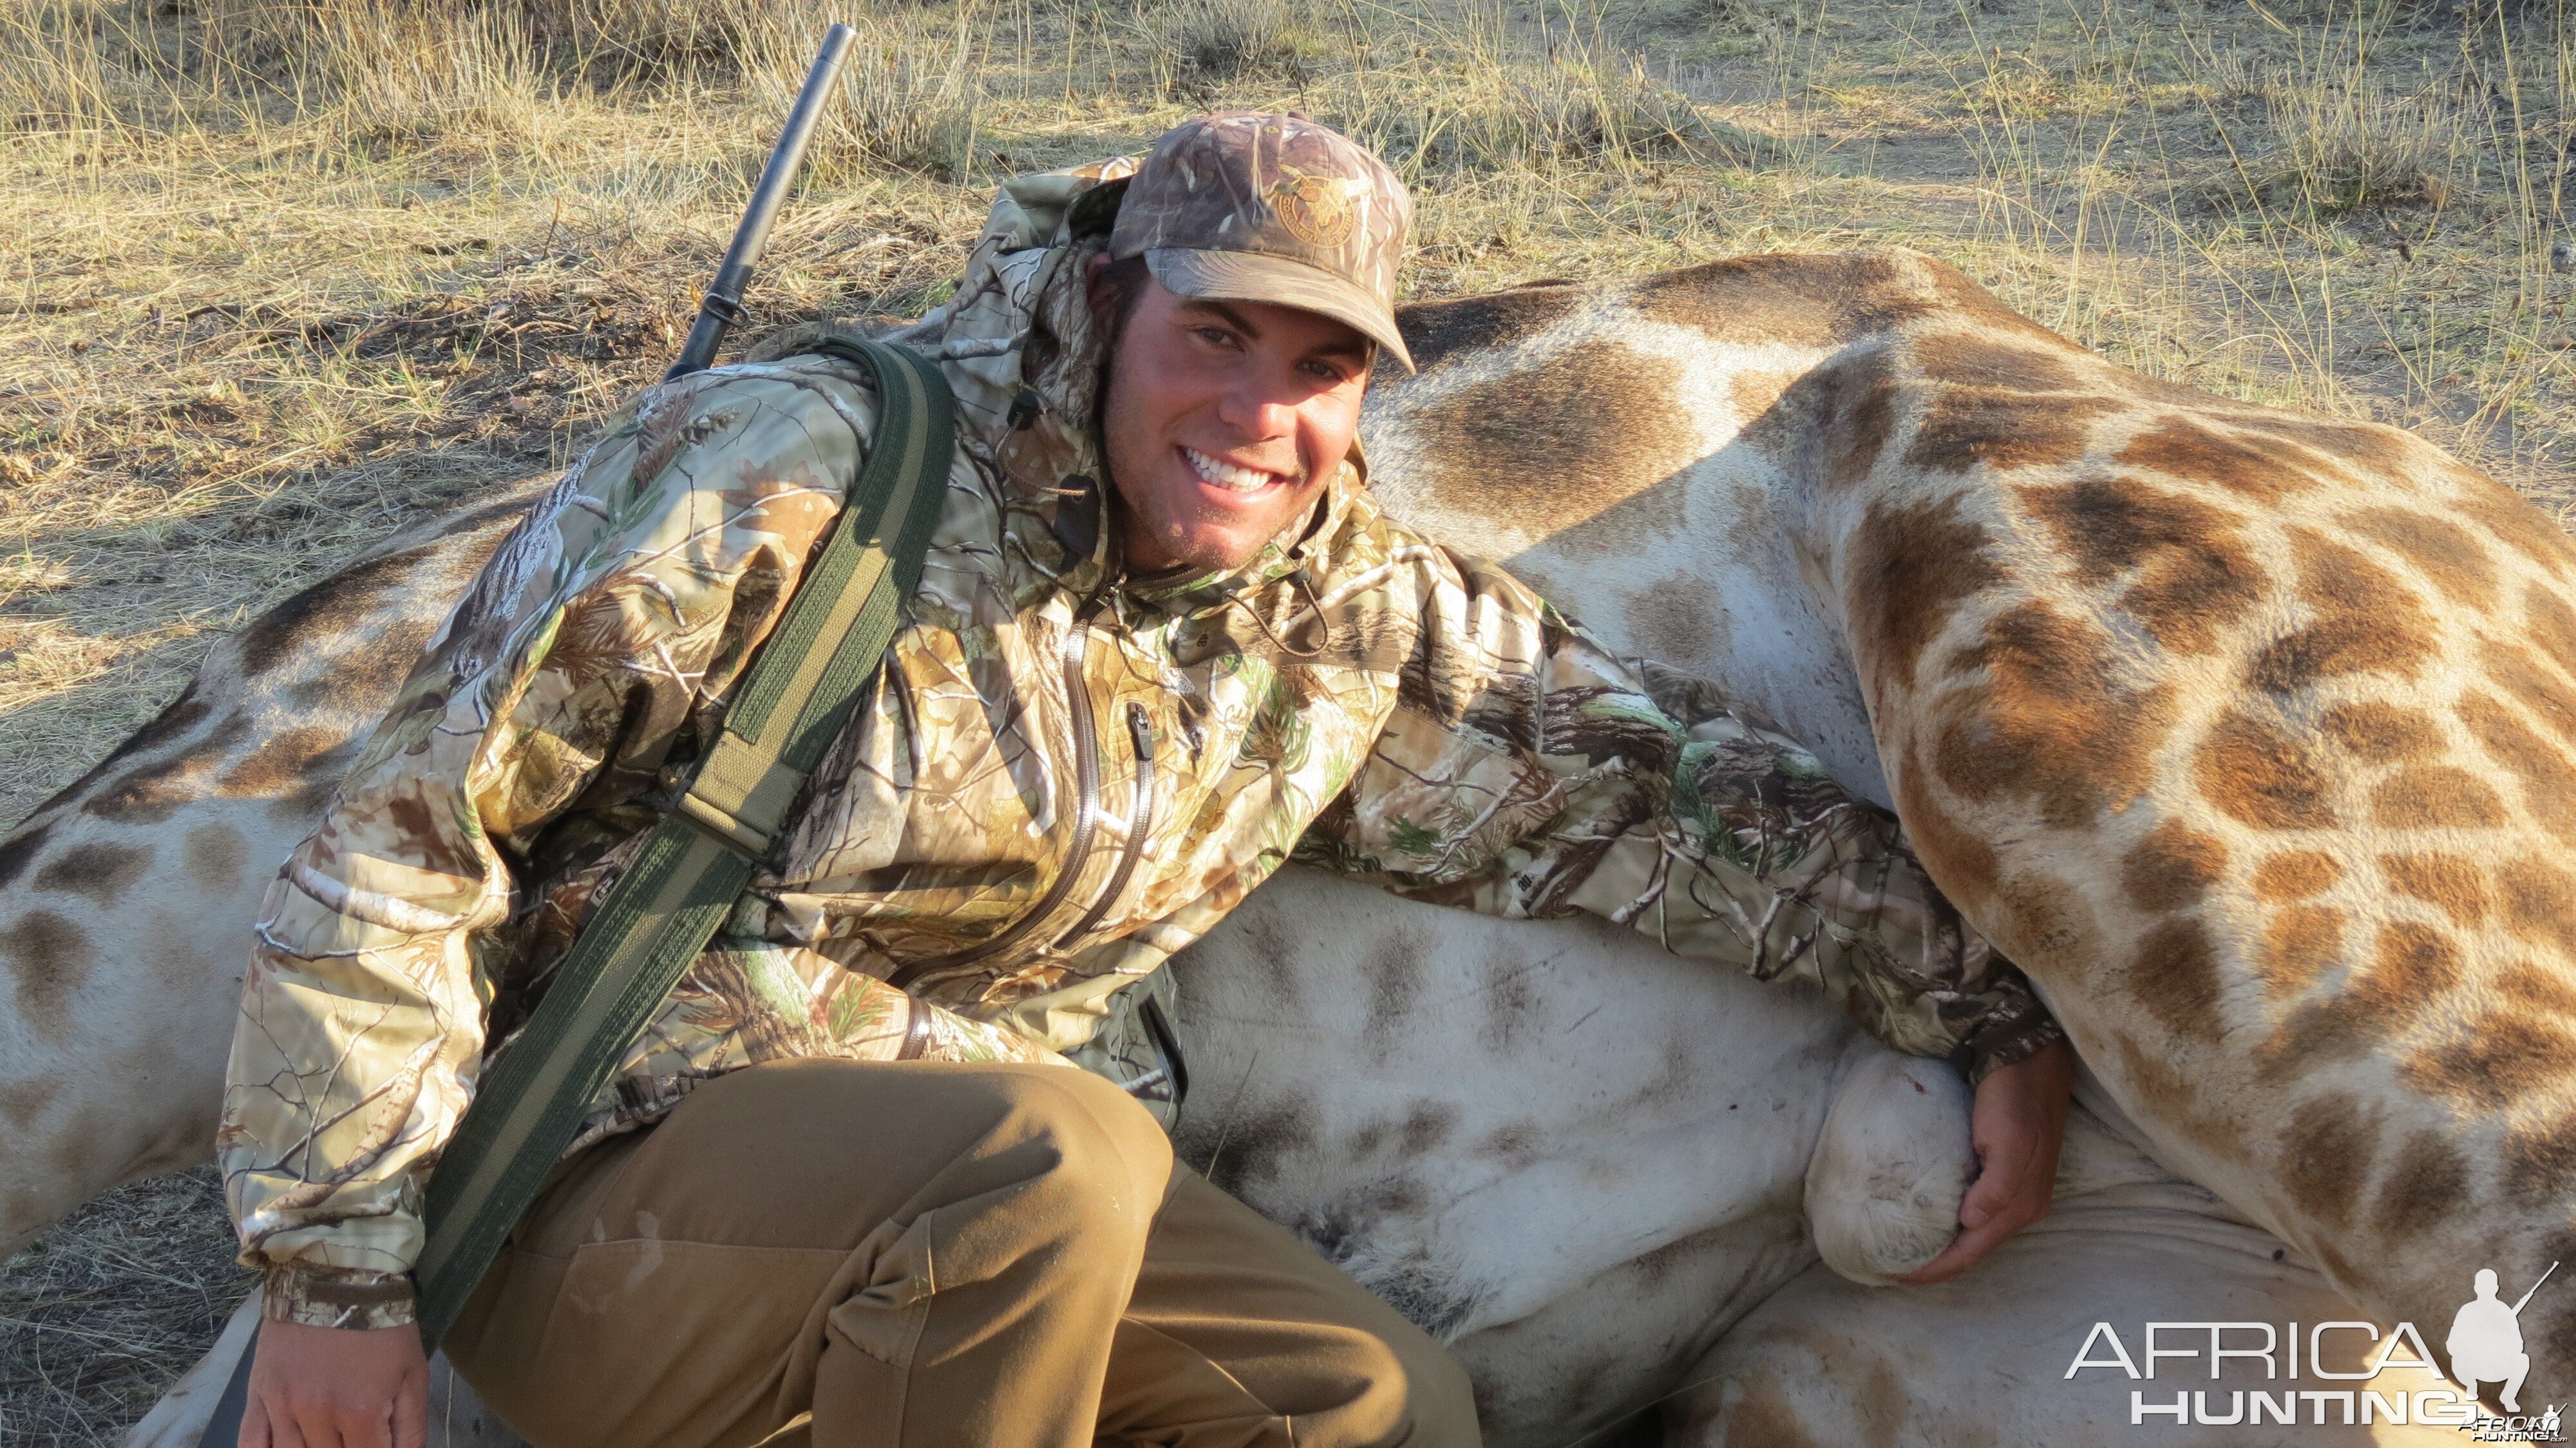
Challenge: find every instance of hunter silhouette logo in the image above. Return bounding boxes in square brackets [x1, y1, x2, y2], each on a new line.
[2453, 1263, 2559, 1414]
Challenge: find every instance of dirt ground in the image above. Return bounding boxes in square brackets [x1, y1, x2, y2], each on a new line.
[5, 0, 2575, 1439]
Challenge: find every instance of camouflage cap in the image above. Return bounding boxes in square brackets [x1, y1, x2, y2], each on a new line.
[1109, 113, 1416, 372]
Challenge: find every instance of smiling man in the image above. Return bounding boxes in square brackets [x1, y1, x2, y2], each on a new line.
[218, 115, 2073, 1448]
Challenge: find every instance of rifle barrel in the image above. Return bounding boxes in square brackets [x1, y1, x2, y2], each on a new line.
[665, 22, 857, 381]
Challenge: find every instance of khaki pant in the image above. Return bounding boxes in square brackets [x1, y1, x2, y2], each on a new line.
[444, 1058, 1479, 1448]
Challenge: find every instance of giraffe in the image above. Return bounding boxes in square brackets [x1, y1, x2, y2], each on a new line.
[2, 247, 2548, 1444]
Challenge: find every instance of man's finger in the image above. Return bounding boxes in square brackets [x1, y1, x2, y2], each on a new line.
[393, 1371, 430, 1448]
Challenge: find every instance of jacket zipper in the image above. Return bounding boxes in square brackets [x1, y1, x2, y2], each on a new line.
[890, 598, 1109, 987]
[1052, 701, 1157, 951]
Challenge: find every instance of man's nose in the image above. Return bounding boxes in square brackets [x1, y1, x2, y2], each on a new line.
[1215, 385, 1300, 441]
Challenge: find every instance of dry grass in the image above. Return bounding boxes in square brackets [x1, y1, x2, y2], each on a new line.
[8, 0, 2576, 1436]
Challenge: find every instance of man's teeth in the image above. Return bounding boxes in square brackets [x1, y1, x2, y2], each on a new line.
[1183, 446, 1280, 493]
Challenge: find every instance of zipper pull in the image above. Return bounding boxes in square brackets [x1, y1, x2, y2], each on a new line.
[1126, 701, 1156, 760]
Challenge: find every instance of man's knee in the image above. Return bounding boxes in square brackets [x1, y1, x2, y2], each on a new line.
[962, 1065, 1175, 1241]
[1348, 1317, 1481, 1447]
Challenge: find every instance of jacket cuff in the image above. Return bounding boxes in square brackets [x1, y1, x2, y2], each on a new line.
[261, 1264, 417, 1331]
[1958, 1011, 2069, 1086]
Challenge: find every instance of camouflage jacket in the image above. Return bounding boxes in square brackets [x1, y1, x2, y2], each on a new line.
[219, 160, 2061, 1330]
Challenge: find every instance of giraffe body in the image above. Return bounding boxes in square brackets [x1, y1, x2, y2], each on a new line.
[0, 250, 2543, 1443]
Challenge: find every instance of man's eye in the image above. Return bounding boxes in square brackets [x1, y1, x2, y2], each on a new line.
[1195, 327, 1238, 348]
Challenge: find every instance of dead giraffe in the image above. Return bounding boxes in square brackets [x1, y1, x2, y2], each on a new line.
[0, 248, 2564, 1439]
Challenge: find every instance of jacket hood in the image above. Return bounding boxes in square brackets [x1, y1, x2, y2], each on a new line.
[880, 157, 1366, 613]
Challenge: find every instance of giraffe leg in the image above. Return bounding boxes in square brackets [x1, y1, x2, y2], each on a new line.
[1665, 1104, 2468, 1445]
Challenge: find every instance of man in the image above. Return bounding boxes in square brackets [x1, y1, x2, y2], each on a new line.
[222, 114, 2076, 1448]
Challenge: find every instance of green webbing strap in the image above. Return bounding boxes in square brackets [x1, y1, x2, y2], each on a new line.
[409, 338, 953, 1350]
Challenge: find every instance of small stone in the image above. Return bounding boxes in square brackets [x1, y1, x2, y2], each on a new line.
[2553, 238, 2576, 274]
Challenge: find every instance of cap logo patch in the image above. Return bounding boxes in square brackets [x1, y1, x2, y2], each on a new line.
[1267, 170, 1356, 249]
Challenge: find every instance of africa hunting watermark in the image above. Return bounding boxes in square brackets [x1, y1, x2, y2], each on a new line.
[2063, 1264, 2564, 1438]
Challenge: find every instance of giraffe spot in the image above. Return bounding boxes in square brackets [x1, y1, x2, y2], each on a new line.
[2461, 692, 2576, 844]
[2497, 959, 2576, 1018]
[2523, 582, 2576, 676]
[1398, 1101, 1461, 1159]
[1392, 282, 1587, 374]
[1892, 743, 2002, 915]
[2133, 917, 2225, 1043]
[2407, 1015, 2576, 1111]
[183, 824, 251, 893]
[2346, 506, 2499, 612]
[2497, 861, 2576, 962]
[1993, 868, 2101, 978]
[0, 1078, 57, 1130]
[1902, 387, 2113, 474]
[2195, 710, 2338, 832]
[2373, 1129, 2470, 1239]
[1414, 339, 1697, 528]
[2110, 1031, 2254, 1165]
[2454, 478, 2576, 575]
[2114, 416, 2325, 501]
[1935, 602, 2175, 829]
[219, 724, 354, 800]
[2257, 920, 2455, 1074]
[2244, 529, 2436, 697]
[84, 716, 243, 824]
[32, 842, 150, 906]
[2504, 1116, 2576, 1208]
[2252, 852, 2340, 900]
[236, 538, 433, 679]
[2382, 852, 2491, 926]
[0, 821, 55, 892]
[2121, 821, 2228, 913]
[2489, 640, 2576, 750]
[5, 911, 91, 1041]
[2018, 477, 2266, 655]
[2258, 905, 2344, 998]
[1911, 331, 2088, 394]
[1846, 493, 2005, 694]
[2241, 413, 2418, 477]
[1824, 367, 1900, 493]
[2278, 1095, 2378, 1228]
[2371, 767, 2508, 830]
[2320, 701, 2442, 763]
[2362, 920, 2463, 1008]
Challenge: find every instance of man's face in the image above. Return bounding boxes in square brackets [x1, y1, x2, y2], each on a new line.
[1092, 260, 1373, 574]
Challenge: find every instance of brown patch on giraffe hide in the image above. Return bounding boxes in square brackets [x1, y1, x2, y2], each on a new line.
[2257, 921, 2454, 1073]
[2345, 508, 2500, 611]
[2018, 477, 2266, 654]
[1902, 387, 2112, 475]
[2253, 851, 2340, 900]
[2133, 917, 2225, 1042]
[2113, 417, 2325, 502]
[2258, 904, 2343, 998]
[1935, 602, 2174, 829]
[2242, 414, 2418, 477]
[235, 545, 431, 680]
[2453, 478, 2576, 574]
[1634, 251, 1943, 347]
[2245, 529, 2436, 698]
[85, 720, 241, 824]
[1846, 493, 2004, 692]
[2489, 640, 2576, 750]
[2279, 1095, 2378, 1228]
[1991, 868, 2099, 974]
[1412, 339, 1695, 530]
[5, 910, 91, 1040]
[2381, 852, 2492, 926]
[2461, 692, 2576, 843]
[0, 820, 55, 892]
[2108, 1031, 2253, 1165]
[2409, 1013, 2576, 1110]
[1826, 363, 1900, 493]
[2499, 959, 2576, 1017]
[1703, 1368, 1833, 1448]
[2195, 711, 2338, 832]
[2523, 583, 2576, 675]
[2371, 767, 2508, 830]
[220, 724, 350, 799]
[32, 842, 150, 906]
[2503, 1116, 2576, 1207]
[2497, 861, 2576, 962]
[1911, 332, 2086, 394]
[2374, 1129, 2471, 1237]
[2320, 701, 2441, 763]
[1892, 740, 2002, 913]
[2121, 821, 2227, 913]
[0, 1077, 58, 1129]
[1390, 284, 1587, 375]
[184, 823, 249, 892]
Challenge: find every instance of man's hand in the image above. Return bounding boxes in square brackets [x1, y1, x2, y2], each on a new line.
[242, 1317, 429, 1448]
[1896, 1037, 2077, 1285]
